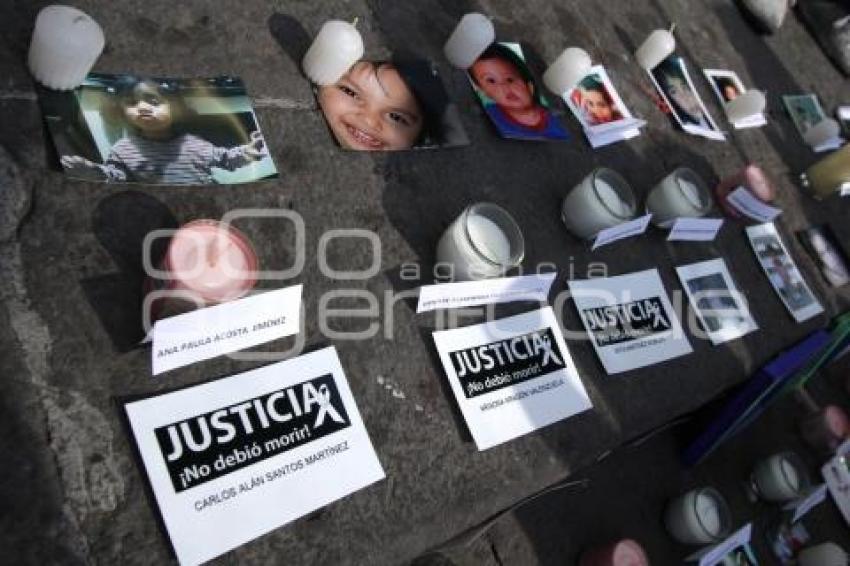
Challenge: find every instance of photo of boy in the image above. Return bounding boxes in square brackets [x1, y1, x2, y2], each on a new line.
[44, 74, 278, 186]
[468, 42, 569, 141]
[650, 56, 723, 140]
[316, 59, 468, 152]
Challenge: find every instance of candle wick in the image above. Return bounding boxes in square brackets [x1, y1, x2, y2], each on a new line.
[352, 16, 359, 28]
[669, 22, 676, 34]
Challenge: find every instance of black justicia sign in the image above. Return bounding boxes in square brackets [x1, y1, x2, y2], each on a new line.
[449, 327, 566, 399]
[581, 297, 672, 347]
[154, 373, 350, 493]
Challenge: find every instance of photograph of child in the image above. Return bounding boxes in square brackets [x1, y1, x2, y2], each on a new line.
[783, 94, 828, 136]
[316, 59, 468, 152]
[704, 69, 767, 129]
[468, 42, 569, 141]
[567, 68, 627, 127]
[747, 223, 823, 323]
[44, 74, 277, 186]
[650, 56, 723, 140]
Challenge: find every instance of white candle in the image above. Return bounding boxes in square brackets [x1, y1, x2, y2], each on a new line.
[561, 168, 636, 240]
[646, 168, 712, 227]
[695, 492, 721, 537]
[443, 13, 495, 70]
[664, 488, 730, 545]
[804, 118, 841, 148]
[634, 29, 676, 70]
[543, 47, 592, 95]
[751, 452, 808, 502]
[466, 215, 511, 264]
[724, 89, 766, 122]
[436, 203, 524, 281]
[302, 20, 364, 86]
[28, 5, 105, 90]
[798, 543, 848, 566]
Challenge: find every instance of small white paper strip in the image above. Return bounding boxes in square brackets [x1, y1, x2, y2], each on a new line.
[786, 484, 828, 524]
[152, 285, 302, 375]
[686, 523, 752, 566]
[668, 218, 724, 241]
[416, 273, 556, 313]
[592, 214, 652, 250]
[727, 186, 782, 222]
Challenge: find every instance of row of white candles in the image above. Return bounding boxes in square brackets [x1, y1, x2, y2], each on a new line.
[27, 6, 766, 127]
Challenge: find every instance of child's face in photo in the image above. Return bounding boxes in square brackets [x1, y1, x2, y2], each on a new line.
[318, 62, 424, 151]
[722, 83, 740, 101]
[666, 75, 704, 118]
[124, 83, 174, 136]
[471, 57, 535, 111]
[583, 89, 614, 123]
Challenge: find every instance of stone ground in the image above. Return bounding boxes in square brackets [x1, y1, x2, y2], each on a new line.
[1, 0, 850, 565]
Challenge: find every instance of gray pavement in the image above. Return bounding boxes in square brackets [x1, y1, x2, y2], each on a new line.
[2, 1, 850, 564]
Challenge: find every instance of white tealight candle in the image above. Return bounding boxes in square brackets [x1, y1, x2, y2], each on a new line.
[466, 215, 511, 265]
[695, 492, 721, 537]
[664, 488, 730, 545]
[646, 168, 712, 227]
[634, 29, 676, 70]
[798, 543, 848, 566]
[443, 13, 495, 70]
[804, 118, 841, 148]
[724, 89, 766, 123]
[543, 47, 592, 95]
[751, 452, 808, 502]
[28, 5, 105, 91]
[561, 168, 636, 240]
[302, 20, 364, 86]
[436, 203, 524, 281]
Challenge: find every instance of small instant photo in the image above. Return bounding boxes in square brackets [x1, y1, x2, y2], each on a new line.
[703, 68, 766, 129]
[564, 65, 645, 148]
[315, 58, 469, 152]
[797, 225, 850, 288]
[649, 55, 725, 141]
[468, 42, 570, 142]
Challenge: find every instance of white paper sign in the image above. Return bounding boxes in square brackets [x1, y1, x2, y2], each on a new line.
[746, 223, 824, 323]
[592, 214, 652, 250]
[785, 484, 828, 524]
[124, 346, 385, 566]
[667, 218, 724, 242]
[416, 273, 557, 313]
[568, 269, 692, 374]
[152, 285, 302, 375]
[727, 186, 782, 223]
[676, 258, 758, 345]
[686, 523, 753, 566]
[432, 307, 592, 450]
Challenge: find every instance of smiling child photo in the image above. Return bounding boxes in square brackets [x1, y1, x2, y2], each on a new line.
[316, 59, 468, 152]
[43, 73, 278, 186]
[468, 42, 569, 142]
